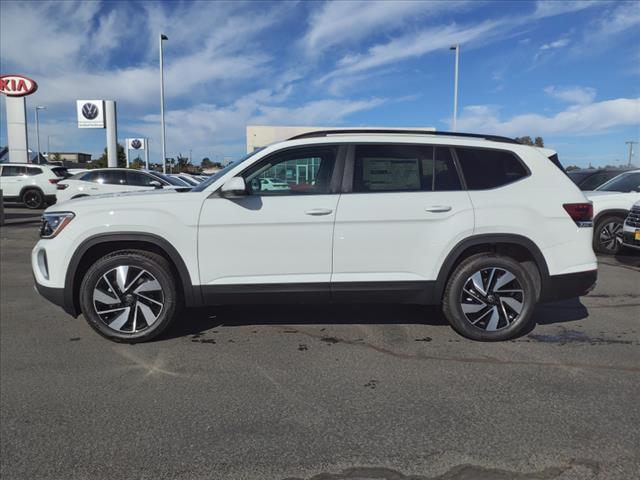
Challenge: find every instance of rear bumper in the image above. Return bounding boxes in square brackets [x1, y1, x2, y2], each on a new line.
[540, 269, 597, 303]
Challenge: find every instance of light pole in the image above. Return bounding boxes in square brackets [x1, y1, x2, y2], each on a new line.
[449, 44, 460, 132]
[159, 33, 168, 174]
[34, 106, 46, 164]
[626, 141, 638, 167]
[47, 135, 53, 156]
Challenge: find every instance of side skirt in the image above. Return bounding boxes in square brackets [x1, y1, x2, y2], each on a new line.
[200, 281, 437, 306]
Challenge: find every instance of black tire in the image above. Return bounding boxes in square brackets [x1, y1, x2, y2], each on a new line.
[21, 188, 45, 209]
[79, 250, 181, 343]
[442, 254, 537, 341]
[593, 215, 624, 255]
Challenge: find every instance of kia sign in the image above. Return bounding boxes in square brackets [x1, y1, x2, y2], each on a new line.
[127, 138, 145, 150]
[0, 74, 38, 97]
[76, 100, 105, 128]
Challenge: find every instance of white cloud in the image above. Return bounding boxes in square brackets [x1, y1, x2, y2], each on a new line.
[544, 86, 596, 104]
[539, 38, 570, 51]
[303, 1, 470, 54]
[532, 1, 598, 19]
[455, 97, 640, 136]
[318, 20, 501, 85]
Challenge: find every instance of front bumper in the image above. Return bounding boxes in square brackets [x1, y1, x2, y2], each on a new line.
[540, 269, 598, 303]
[622, 230, 640, 250]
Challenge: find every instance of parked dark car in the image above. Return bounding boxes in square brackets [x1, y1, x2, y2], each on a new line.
[567, 168, 631, 191]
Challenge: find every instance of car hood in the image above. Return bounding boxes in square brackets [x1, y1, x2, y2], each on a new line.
[50, 187, 190, 209]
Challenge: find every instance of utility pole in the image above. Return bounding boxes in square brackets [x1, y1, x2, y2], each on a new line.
[625, 141, 638, 167]
[159, 33, 168, 174]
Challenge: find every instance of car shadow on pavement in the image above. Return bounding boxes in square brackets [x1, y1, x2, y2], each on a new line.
[161, 299, 589, 341]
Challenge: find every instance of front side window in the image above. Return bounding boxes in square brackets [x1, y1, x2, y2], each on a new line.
[579, 172, 617, 191]
[101, 171, 126, 185]
[243, 147, 337, 196]
[353, 144, 461, 193]
[456, 147, 528, 190]
[1, 166, 27, 177]
[598, 172, 640, 192]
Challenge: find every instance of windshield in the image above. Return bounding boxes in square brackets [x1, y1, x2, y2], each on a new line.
[149, 172, 187, 186]
[596, 171, 640, 192]
[192, 148, 264, 192]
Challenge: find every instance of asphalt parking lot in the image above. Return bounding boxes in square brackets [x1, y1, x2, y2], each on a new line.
[1, 208, 639, 480]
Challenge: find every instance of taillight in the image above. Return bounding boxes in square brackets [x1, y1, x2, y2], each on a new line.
[57, 183, 69, 190]
[49, 178, 61, 184]
[563, 203, 593, 227]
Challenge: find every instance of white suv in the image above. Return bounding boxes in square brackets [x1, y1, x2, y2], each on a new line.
[0, 163, 69, 208]
[32, 130, 597, 342]
[56, 168, 188, 203]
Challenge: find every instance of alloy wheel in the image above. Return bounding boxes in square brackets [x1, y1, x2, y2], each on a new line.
[92, 265, 164, 333]
[459, 267, 525, 332]
[23, 191, 41, 208]
[599, 221, 623, 252]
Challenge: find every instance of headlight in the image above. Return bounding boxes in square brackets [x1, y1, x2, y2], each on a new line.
[40, 212, 75, 239]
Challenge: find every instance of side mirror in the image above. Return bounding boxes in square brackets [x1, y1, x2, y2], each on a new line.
[220, 177, 247, 197]
[149, 180, 163, 189]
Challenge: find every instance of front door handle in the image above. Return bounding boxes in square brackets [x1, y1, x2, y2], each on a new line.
[425, 205, 452, 213]
[305, 208, 333, 216]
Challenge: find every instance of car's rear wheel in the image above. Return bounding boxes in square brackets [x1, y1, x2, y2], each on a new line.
[22, 188, 45, 209]
[79, 250, 180, 343]
[442, 254, 536, 341]
[593, 215, 624, 255]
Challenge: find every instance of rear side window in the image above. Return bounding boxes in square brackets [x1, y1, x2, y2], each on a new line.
[456, 148, 528, 190]
[125, 171, 155, 186]
[27, 167, 43, 176]
[353, 144, 461, 192]
[50, 167, 70, 178]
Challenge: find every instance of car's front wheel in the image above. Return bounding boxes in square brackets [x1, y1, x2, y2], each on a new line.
[79, 250, 180, 343]
[442, 254, 536, 341]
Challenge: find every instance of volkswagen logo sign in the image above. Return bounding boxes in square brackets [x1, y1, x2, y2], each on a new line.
[82, 103, 99, 120]
[131, 139, 142, 149]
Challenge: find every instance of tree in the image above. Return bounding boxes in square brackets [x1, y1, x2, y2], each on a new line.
[201, 157, 213, 168]
[91, 143, 127, 168]
[131, 157, 144, 169]
[515, 136, 545, 147]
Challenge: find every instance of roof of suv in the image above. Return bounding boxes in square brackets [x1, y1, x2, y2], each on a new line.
[288, 129, 521, 145]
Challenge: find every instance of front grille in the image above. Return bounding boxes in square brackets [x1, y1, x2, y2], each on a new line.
[625, 208, 640, 228]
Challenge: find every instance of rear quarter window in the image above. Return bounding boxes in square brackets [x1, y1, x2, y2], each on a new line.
[456, 147, 529, 190]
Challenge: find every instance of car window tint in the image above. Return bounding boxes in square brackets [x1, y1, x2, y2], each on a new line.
[27, 167, 43, 176]
[579, 172, 616, 191]
[1, 166, 27, 176]
[50, 167, 70, 178]
[125, 171, 155, 186]
[101, 171, 126, 185]
[354, 144, 461, 192]
[243, 147, 337, 196]
[456, 148, 528, 190]
[598, 172, 640, 192]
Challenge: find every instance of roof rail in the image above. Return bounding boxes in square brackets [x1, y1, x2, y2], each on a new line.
[287, 129, 521, 145]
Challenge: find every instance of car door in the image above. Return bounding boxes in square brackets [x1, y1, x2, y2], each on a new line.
[331, 143, 474, 301]
[198, 145, 344, 303]
[0, 165, 27, 198]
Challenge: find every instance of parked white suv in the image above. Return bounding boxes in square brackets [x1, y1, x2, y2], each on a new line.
[585, 169, 640, 254]
[56, 168, 188, 203]
[32, 130, 597, 343]
[0, 163, 69, 209]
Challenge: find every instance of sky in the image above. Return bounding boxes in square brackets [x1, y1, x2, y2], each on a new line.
[0, 0, 639, 167]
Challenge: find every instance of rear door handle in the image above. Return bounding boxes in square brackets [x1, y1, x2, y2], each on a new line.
[425, 205, 452, 213]
[305, 208, 333, 216]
